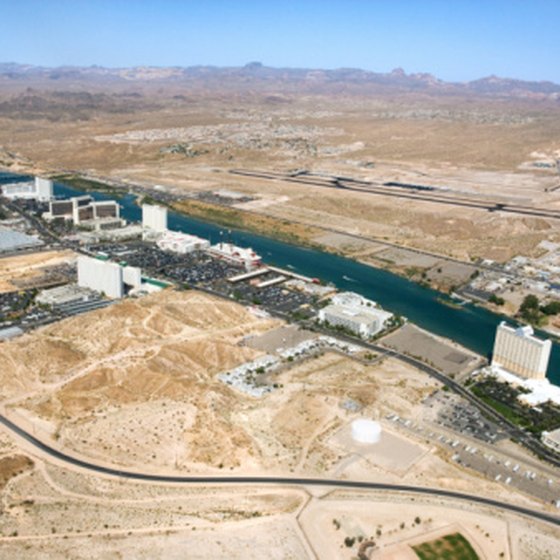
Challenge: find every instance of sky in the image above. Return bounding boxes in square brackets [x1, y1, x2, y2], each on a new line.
[0, 0, 559, 83]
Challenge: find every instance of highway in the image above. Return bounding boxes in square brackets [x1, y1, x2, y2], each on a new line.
[0, 412, 559, 527]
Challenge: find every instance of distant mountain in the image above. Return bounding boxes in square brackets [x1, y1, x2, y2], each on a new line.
[0, 62, 558, 100]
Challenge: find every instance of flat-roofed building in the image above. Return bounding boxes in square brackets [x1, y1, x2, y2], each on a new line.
[542, 428, 560, 453]
[319, 304, 381, 338]
[123, 265, 142, 288]
[207, 242, 261, 270]
[317, 291, 393, 339]
[74, 200, 119, 224]
[0, 326, 24, 341]
[491, 321, 551, 380]
[45, 196, 122, 231]
[156, 230, 209, 254]
[34, 177, 54, 201]
[0, 228, 43, 253]
[45, 195, 93, 221]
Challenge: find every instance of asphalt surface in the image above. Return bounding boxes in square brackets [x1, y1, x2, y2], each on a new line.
[230, 169, 560, 221]
[0, 413, 559, 527]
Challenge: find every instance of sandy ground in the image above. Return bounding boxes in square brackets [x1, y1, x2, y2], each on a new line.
[299, 491, 560, 559]
[2, 93, 560, 265]
[0, 288, 558, 556]
[0, 250, 76, 293]
[382, 323, 482, 376]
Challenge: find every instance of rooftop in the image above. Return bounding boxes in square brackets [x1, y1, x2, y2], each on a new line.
[0, 228, 43, 252]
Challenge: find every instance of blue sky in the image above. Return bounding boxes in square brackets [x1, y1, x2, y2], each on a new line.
[0, 0, 558, 82]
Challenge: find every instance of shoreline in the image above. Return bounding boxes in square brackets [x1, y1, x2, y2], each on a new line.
[0, 166, 551, 326]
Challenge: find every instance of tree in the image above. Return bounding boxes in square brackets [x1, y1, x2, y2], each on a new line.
[541, 301, 560, 316]
[489, 294, 505, 306]
[519, 294, 543, 325]
[520, 294, 539, 311]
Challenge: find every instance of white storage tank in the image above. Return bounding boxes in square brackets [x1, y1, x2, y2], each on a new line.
[351, 419, 382, 444]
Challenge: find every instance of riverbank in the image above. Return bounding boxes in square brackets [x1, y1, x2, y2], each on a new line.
[173, 198, 325, 248]
[171, 198, 480, 293]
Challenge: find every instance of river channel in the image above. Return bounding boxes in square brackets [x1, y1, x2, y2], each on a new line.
[1, 172, 558, 386]
[47, 180, 560, 387]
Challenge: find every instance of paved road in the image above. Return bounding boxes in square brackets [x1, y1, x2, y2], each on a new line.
[0, 413, 558, 527]
[298, 320, 560, 468]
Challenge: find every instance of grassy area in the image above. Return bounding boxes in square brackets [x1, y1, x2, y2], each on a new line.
[50, 174, 122, 195]
[472, 388, 529, 426]
[173, 198, 323, 247]
[471, 378, 560, 434]
[412, 532, 479, 560]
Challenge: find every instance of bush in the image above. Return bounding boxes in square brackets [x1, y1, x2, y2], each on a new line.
[541, 301, 560, 315]
[488, 294, 505, 306]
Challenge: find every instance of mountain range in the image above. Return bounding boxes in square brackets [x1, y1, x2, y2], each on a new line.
[0, 62, 559, 100]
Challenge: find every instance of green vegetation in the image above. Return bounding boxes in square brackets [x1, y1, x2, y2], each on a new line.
[471, 378, 560, 434]
[518, 294, 546, 326]
[412, 532, 479, 560]
[404, 266, 422, 278]
[51, 174, 121, 195]
[174, 198, 323, 247]
[488, 294, 505, 306]
[541, 301, 560, 316]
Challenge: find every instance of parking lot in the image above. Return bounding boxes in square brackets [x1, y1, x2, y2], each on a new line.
[424, 390, 507, 443]
[89, 241, 317, 316]
[0, 288, 55, 331]
[387, 407, 560, 507]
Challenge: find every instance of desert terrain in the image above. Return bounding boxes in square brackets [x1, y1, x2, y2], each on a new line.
[2, 64, 560, 557]
[0, 250, 75, 293]
[0, 288, 558, 557]
[1, 65, 560, 267]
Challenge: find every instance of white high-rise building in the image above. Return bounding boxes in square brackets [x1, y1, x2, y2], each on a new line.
[34, 177, 54, 201]
[77, 256, 124, 299]
[142, 204, 168, 232]
[2, 176, 53, 201]
[491, 322, 551, 380]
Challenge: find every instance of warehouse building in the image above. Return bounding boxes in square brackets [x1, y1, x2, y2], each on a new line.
[0, 227, 43, 253]
[491, 322, 551, 380]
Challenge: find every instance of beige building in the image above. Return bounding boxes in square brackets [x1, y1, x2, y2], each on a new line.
[491, 322, 551, 380]
[542, 428, 560, 454]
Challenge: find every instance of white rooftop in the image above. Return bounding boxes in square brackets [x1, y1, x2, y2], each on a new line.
[488, 365, 560, 407]
[0, 228, 43, 252]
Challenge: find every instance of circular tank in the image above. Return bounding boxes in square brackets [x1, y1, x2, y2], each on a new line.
[351, 419, 382, 444]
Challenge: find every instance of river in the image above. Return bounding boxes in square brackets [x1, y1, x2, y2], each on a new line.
[2, 172, 559, 386]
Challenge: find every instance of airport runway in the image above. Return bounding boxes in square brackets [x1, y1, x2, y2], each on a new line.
[230, 169, 560, 221]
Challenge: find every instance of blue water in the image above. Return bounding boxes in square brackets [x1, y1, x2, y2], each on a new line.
[6, 173, 560, 386]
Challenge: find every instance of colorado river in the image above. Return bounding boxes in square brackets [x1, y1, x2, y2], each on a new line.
[46, 180, 560, 386]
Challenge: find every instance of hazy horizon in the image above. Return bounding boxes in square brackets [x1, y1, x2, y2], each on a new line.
[0, 0, 559, 83]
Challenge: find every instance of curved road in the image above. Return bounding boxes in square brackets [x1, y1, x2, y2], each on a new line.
[1, 413, 559, 527]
